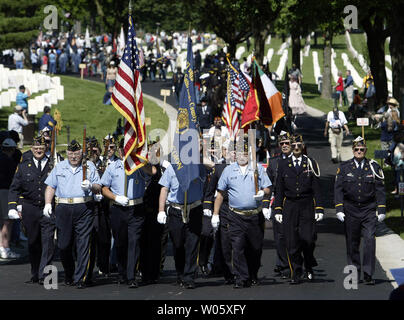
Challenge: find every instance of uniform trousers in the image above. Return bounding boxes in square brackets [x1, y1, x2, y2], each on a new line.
[344, 201, 377, 276]
[283, 197, 316, 277]
[55, 203, 94, 283]
[272, 212, 289, 271]
[87, 200, 111, 279]
[139, 208, 165, 282]
[21, 202, 55, 280]
[216, 202, 233, 280]
[110, 203, 145, 281]
[198, 215, 214, 268]
[228, 209, 264, 282]
[167, 205, 203, 283]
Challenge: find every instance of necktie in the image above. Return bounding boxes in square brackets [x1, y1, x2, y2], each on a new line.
[37, 161, 42, 174]
[294, 159, 300, 171]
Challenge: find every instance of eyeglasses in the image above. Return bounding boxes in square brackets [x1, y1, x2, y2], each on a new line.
[279, 141, 290, 146]
[291, 143, 303, 148]
[108, 146, 116, 150]
[354, 148, 365, 152]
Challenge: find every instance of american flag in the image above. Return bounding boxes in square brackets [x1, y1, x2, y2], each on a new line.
[111, 16, 147, 174]
[228, 63, 250, 112]
[222, 71, 240, 139]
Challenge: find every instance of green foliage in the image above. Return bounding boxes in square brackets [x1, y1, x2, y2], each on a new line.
[0, 0, 47, 50]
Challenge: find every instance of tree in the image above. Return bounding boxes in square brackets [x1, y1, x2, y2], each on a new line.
[356, 1, 390, 110]
[248, 0, 282, 66]
[388, 1, 404, 113]
[191, 0, 252, 57]
[0, 0, 47, 50]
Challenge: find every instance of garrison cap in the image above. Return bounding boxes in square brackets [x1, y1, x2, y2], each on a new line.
[33, 136, 46, 146]
[67, 139, 81, 151]
[290, 134, 304, 143]
[278, 130, 291, 141]
[353, 136, 366, 147]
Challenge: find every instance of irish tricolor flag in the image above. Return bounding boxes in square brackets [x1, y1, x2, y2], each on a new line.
[241, 58, 284, 128]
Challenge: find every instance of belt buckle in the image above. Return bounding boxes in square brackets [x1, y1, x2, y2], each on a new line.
[68, 198, 74, 204]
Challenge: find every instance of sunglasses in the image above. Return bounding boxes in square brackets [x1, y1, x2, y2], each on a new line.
[354, 148, 365, 152]
[108, 146, 116, 150]
[279, 141, 290, 146]
[291, 143, 303, 148]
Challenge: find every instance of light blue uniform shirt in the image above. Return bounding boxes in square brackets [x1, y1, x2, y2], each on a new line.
[45, 159, 101, 198]
[100, 159, 148, 199]
[218, 163, 271, 210]
[159, 164, 206, 204]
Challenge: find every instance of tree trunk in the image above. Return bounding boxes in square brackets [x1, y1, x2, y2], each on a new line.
[362, 15, 388, 110]
[254, 29, 269, 66]
[321, 36, 332, 99]
[291, 31, 301, 71]
[389, 3, 404, 122]
[228, 40, 237, 58]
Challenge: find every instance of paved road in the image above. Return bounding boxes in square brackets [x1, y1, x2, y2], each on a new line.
[0, 79, 395, 300]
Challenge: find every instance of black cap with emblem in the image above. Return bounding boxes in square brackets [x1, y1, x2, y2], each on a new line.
[67, 139, 81, 151]
[33, 136, 46, 146]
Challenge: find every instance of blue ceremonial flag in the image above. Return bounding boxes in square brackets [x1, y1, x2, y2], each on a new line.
[171, 37, 200, 191]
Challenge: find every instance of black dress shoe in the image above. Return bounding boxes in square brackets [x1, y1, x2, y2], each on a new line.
[75, 281, 86, 289]
[38, 279, 44, 285]
[117, 276, 127, 284]
[363, 273, 375, 285]
[290, 276, 301, 285]
[304, 270, 314, 282]
[128, 280, 139, 288]
[25, 277, 39, 284]
[251, 278, 261, 286]
[281, 270, 291, 279]
[64, 278, 74, 286]
[184, 281, 196, 289]
[274, 266, 282, 274]
[233, 280, 251, 289]
[224, 278, 234, 285]
[200, 265, 210, 277]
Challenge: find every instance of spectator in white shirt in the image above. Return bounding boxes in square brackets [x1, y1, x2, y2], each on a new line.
[324, 107, 350, 163]
[8, 105, 28, 149]
[14, 48, 25, 69]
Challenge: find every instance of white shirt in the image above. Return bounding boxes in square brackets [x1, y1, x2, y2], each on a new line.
[327, 110, 347, 129]
[8, 113, 28, 133]
[208, 126, 230, 141]
[14, 51, 25, 61]
[291, 155, 302, 167]
[33, 156, 48, 171]
[354, 159, 365, 169]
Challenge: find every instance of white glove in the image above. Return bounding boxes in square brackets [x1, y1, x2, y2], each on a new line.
[8, 209, 20, 220]
[262, 208, 272, 220]
[336, 212, 345, 222]
[377, 214, 386, 222]
[81, 179, 92, 191]
[203, 209, 212, 217]
[43, 204, 52, 218]
[315, 213, 324, 222]
[115, 195, 129, 206]
[157, 211, 167, 224]
[253, 190, 265, 201]
[17, 205, 22, 213]
[94, 194, 103, 202]
[274, 214, 283, 223]
[211, 214, 220, 231]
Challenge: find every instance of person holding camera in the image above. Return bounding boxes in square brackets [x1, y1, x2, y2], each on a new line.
[324, 106, 350, 163]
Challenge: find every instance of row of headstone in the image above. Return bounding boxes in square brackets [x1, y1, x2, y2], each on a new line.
[345, 31, 369, 73]
[331, 49, 339, 83]
[303, 35, 311, 57]
[235, 46, 245, 60]
[276, 36, 291, 56]
[275, 49, 288, 79]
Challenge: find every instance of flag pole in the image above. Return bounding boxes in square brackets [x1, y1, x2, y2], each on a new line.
[124, 0, 132, 197]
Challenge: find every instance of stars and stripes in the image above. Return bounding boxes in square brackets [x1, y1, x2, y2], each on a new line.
[228, 62, 250, 112]
[222, 71, 240, 139]
[111, 15, 147, 174]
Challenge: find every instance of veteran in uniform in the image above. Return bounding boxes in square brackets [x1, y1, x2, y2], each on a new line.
[101, 139, 154, 288]
[273, 134, 324, 284]
[157, 163, 206, 289]
[334, 136, 386, 285]
[203, 140, 236, 284]
[265, 131, 292, 278]
[213, 136, 272, 288]
[8, 136, 55, 284]
[44, 140, 101, 288]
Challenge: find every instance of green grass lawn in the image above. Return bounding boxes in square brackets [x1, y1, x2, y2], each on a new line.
[0, 74, 169, 154]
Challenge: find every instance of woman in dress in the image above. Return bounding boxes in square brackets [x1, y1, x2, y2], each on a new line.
[105, 61, 118, 90]
[288, 75, 308, 115]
